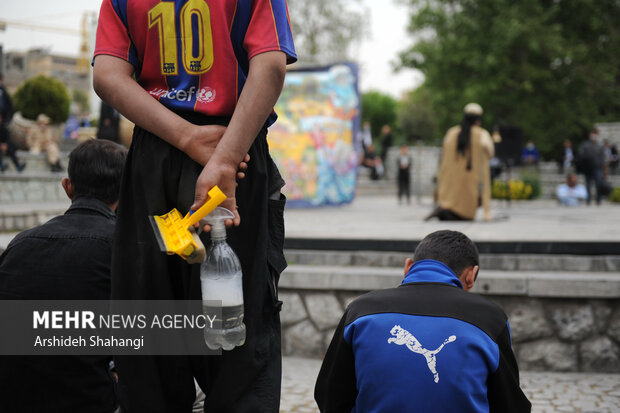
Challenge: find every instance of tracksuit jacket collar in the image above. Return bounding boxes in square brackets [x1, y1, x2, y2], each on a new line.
[401, 259, 463, 289]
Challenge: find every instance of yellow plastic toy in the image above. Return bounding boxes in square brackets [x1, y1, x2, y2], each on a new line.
[149, 186, 226, 263]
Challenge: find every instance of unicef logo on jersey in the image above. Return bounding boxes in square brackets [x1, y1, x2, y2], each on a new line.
[149, 86, 216, 104]
[196, 87, 216, 103]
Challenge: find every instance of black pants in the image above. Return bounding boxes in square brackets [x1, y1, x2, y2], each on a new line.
[397, 170, 410, 203]
[583, 168, 603, 205]
[0, 136, 20, 169]
[111, 115, 286, 413]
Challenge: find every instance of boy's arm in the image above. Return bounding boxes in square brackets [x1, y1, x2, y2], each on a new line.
[190, 50, 287, 226]
[92, 55, 227, 168]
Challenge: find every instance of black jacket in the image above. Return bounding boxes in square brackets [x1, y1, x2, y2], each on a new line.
[0, 197, 117, 413]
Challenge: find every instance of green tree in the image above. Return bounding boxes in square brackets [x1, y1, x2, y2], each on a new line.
[398, 0, 620, 157]
[398, 85, 441, 144]
[361, 90, 399, 139]
[72, 89, 90, 113]
[288, 0, 368, 64]
[14, 75, 70, 123]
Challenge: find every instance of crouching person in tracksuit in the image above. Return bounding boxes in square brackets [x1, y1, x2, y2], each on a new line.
[315, 230, 531, 413]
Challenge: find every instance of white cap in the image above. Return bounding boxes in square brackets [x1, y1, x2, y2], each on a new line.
[464, 103, 483, 116]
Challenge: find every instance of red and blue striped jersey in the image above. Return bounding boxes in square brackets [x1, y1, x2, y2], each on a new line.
[94, 0, 296, 123]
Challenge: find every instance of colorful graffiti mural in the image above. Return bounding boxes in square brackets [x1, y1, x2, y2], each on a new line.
[268, 63, 360, 207]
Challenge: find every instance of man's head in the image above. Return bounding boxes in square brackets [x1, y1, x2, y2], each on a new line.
[61, 139, 127, 209]
[566, 173, 578, 188]
[590, 128, 599, 141]
[406, 230, 480, 291]
[463, 103, 483, 126]
[36, 113, 50, 125]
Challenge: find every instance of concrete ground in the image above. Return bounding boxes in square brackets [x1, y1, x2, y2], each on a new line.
[284, 196, 620, 242]
[282, 356, 620, 413]
[2, 196, 619, 250]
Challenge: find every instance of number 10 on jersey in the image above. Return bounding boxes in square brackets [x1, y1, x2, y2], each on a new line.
[148, 0, 214, 76]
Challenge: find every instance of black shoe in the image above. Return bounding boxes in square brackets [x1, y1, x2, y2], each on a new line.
[0, 163, 7, 172]
[17, 162, 26, 173]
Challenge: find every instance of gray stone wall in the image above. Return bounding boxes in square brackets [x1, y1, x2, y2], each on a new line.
[279, 287, 620, 373]
[596, 122, 620, 147]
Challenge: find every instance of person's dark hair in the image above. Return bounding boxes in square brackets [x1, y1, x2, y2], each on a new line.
[68, 139, 127, 204]
[413, 230, 479, 276]
[457, 114, 481, 170]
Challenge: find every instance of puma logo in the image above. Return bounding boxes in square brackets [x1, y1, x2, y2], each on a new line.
[388, 325, 456, 383]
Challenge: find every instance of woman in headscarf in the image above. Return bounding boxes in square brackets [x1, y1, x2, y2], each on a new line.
[427, 103, 494, 221]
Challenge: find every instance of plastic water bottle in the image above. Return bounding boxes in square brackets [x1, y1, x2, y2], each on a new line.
[200, 207, 246, 350]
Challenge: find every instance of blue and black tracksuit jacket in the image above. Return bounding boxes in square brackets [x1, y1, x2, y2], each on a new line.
[315, 259, 531, 413]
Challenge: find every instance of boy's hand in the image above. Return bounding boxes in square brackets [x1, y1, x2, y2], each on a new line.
[184, 124, 226, 167]
[191, 157, 241, 230]
[183, 125, 249, 179]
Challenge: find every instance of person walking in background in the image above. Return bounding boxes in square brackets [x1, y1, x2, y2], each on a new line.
[379, 124, 393, 165]
[359, 121, 373, 160]
[315, 230, 531, 413]
[0, 74, 25, 172]
[603, 139, 619, 176]
[0, 113, 25, 172]
[0, 139, 127, 413]
[559, 139, 574, 174]
[26, 113, 62, 172]
[577, 129, 606, 205]
[92, 0, 296, 411]
[396, 143, 412, 204]
[0, 74, 13, 125]
[362, 142, 384, 180]
[426, 103, 494, 221]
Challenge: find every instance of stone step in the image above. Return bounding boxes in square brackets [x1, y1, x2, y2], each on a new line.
[0, 201, 69, 232]
[0, 172, 68, 205]
[284, 249, 620, 273]
[280, 264, 620, 299]
[59, 138, 81, 153]
[0, 150, 70, 174]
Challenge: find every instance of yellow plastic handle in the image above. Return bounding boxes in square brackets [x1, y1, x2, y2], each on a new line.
[182, 186, 226, 228]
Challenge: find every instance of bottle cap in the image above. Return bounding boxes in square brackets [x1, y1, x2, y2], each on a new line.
[203, 207, 235, 241]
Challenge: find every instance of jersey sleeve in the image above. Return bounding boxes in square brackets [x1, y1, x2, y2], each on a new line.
[244, 0, 297, 63]
[94, 0, 139, 69]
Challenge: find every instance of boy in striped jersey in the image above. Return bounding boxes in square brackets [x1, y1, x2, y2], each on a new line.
[93, 1, 296, 411]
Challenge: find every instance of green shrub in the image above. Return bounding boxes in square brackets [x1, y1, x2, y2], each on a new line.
[609, 187, 620, 203]
[520, 172, 542, 199]
[13, 75, 70, 123]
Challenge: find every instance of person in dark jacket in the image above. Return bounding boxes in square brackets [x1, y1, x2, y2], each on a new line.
[0, 139, 127, 413]
[396, 143, 412, 204]
[315, 230, 531, 413]
[578, 129, 606, 205]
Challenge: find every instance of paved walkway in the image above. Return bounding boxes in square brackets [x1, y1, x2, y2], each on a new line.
[281, 356, 620, 413]
[284, 196, 620, 242]
[2, 196, 619, 249]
